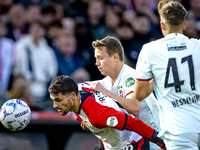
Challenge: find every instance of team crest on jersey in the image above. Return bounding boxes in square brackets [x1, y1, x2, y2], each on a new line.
[125, 77, 135, 87]
[106, 116, 118, 127]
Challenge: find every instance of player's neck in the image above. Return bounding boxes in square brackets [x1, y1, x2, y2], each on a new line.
[110, 62, 124, 86]
[164, 30, 183, 37]
[163, 24, 184, 37]
[73, 94, 81, 114]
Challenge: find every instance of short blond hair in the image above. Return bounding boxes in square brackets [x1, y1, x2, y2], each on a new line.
[92, 36, 124, 61]
[158, 0, 187, 26]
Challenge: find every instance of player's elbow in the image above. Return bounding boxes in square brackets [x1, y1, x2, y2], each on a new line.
[127, 101, 141, 116]
[128, 108, 140, 116]
[134, 93, 145, 102]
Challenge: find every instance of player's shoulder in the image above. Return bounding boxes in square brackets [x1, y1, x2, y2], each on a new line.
[189, 38, 200, 45]
[120, 65, 136, 88]
[143, 38, 163, 51]
[122, 65, 136, 78]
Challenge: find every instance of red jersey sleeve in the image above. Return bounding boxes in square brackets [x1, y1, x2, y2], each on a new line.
[79, 89, 166, 149]
[80, 95, 157, 142]
[81, 95, 127, 130]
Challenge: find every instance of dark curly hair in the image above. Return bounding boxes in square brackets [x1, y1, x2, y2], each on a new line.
[48, 76, 78, 95]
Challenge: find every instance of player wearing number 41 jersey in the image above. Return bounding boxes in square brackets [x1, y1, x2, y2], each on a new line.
[134, 1, 200, 150]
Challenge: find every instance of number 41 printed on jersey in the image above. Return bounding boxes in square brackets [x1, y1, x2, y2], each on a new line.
[164, 55, 195, 92]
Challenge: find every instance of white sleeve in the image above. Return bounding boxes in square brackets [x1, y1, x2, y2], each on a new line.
[123, 75, 135, 97]
[135, 45, 153, 80]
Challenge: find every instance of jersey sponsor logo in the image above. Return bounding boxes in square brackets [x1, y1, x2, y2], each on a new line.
[171, 95, 200, 108]
[106, 116, 118, 127]
[125, 77, 135, 87]
[167, 42, 187, 51]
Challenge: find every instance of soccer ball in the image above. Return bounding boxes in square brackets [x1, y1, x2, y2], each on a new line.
[0, 99, 31, 131]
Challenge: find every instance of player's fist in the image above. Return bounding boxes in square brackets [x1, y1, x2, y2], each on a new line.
[90, 82, 105, 93]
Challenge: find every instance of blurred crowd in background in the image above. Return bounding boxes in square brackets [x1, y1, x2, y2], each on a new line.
[0, 0, 200, 111]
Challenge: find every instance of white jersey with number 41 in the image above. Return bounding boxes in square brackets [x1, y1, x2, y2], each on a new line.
[136, 33, 200, 136]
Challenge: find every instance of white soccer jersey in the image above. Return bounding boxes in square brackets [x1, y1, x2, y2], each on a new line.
[136, 33, 200, 137]
[99, 65, 161, 149]
[100, 65, 160, 131]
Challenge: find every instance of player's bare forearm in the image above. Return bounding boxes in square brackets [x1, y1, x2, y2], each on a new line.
[91, 83, 141, 116]
[134, 79, 154, 101]
[106, 91, 141, 116]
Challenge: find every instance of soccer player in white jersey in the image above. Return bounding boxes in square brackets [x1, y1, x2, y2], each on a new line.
[87, 36, 161, 150]
[134, 0, 200, 149]
[48, 75, 166, 150]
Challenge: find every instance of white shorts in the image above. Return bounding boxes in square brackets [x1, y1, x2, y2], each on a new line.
[163, 132, 200, 150]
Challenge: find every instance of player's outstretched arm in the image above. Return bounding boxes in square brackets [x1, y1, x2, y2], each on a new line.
[125, 115, 165, 149]
[81, 95, 166, 149]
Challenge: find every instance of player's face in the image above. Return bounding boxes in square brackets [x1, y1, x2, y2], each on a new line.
[50, 93, 73, 116]
[94, 47, 115, 76]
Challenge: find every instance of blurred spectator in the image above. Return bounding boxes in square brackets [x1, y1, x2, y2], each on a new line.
[46, 20, 62, 48]
[24, 5, 41, 30]
[61, 17, 75, 34]
[133, 0, 159, 25]
[75, 15, 105, 80]
[75, 16, 93, 51]
[7, 74, 36, 110]
[87, 0, 105, 40]
[188, 0, 200, 20]
[122, 9, 136, 25]
[17, 0, 51, 7]
[40, 4, 56, 26]
[13, 21, 58, 104]
[188, 0, 200, 37]
[184, 17, 198, 39]
[133, 0, 162, 38]
[74, 16, 103, 80]
[55, 32, 88, 80]
[116, 22, 136, 68]
[6, 3, 27, 41]
[117, 0, 134, 10]
[72, 68, 91, 83]
[0, 0, 14, 22]
[63, 0, 91, 18]
[53, 3, 64, 20]
[133, 13, 151, 38]
[0, 18, 14, 98]
[131, 13, 152, 57]
[105, 0, 123, 15]
[97, 10, 120, 39]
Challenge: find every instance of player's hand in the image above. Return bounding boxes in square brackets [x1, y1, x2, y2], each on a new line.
[80, 122, 90, 131]
[90, 82, 105, 93]
[151, 130, 166, 149]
